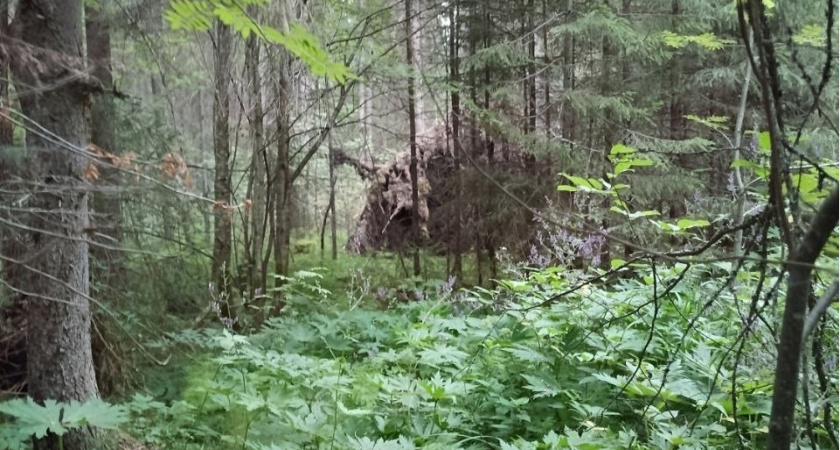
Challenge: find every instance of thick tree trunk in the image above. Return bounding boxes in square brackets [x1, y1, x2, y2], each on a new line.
[212, 20, 235, 324]
[406, 0, 421, 276]
[11, 0, 101, 448]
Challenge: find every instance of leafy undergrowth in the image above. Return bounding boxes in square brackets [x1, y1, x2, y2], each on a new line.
[117, 263, 837, 450]
[1, 262, 835, 449]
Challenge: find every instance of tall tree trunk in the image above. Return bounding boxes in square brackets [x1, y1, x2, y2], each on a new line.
[768, 188, 839, 449]
[527, 0, 537, 134]
[449, 2, 462, 280]
[11, 0, 101, 448]
[668, 0, 684, 140]
[601, 36, 613, 153]
[543, 0, 551, 139]
[212, 20, 235, 324]
[86, 2, 124, 290]
[561, 0, 575, 147]
[482, 7, 496, 281]
[0, 0, 10, 147]
[329, 145, 338, 260]
[468, 13, 481, 285]
[0, 0, 27, 397]
[246, 33, 267, 293]
[406, 0, 421, 276]
[272, 51, 292, 313]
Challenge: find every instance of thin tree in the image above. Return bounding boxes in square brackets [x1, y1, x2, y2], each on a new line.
[406, 0, 421, 276]
[245, 32, 268, 293]
[449, 1, 463, 279]
[212, 19, 236, 325]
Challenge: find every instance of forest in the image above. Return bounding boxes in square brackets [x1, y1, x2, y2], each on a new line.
[0, 0, 838, 448]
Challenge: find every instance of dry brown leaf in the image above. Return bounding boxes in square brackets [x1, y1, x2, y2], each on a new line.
[212, 200, 228, 212]
[83, 162, 100, 181]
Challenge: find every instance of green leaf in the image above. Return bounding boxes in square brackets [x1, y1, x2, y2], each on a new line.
[758, 131, 771, 154]
[610, 143, 636, 155]
[676, 219, 710, 229]
[563, 174, 599, 189]
[793, 25, 827, 47]
[614, 158, 653, 176]
[730, 158, 761, 170]
[610, 258, 627, 269]
[165, 2, 354, 83]
[0, 398, 127, 439]
[791, 173, 819, 194]
[59, 399, 127, 430]
[661, 31, 733, 50]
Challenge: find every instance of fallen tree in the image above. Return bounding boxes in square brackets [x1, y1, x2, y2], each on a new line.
[337, 125, 551, 269]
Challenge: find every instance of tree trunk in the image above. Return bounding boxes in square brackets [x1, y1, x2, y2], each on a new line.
[482, 7, 496, 281]
[246, 33, 267, 293]
[272, 51, 292, 313]
[527, 0, 537, 134]
[11, 0, 101, 448]
[212, 20, 235, 324]
[543, 0, 551, 139]
[561, 0, 575, 146]
[668, 0, 684, 140]
[406, 0, 421, 277]
[767, 188, 839, 449]
[86, 3, 124, 290]
[0, 0, 10, 147]
[449, 2, 462, 280]
[329, 146, 338, 260]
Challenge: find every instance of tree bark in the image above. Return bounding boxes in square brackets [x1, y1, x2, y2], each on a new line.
[767, 188, 839, 449]
[329, 146, 338, 260]
[449, 2, 462, 280]
[406, 0, 421, 277]
[272, 51, 292, 313]
[561, 0, 575, 147]
[86, 2, 124, 290]
[11, 0, 101, 448]
[246, 33, 268, 293]
[527, 0, 537, 134]
[212, 20, 235, 324]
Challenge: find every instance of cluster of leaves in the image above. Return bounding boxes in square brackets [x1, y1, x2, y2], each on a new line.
[166, 0, 354, 83]
[558, 143, 711, 235]
[0, 398, 127, 449]
[75, 262, 831, 449]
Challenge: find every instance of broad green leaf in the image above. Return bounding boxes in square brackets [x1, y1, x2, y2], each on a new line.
[758, 131, 771, 153]
[676, 218, 710, 229]
[610, 143, 636, 155]
[791, 173, 819, 194]
[730, 158, 761, 170]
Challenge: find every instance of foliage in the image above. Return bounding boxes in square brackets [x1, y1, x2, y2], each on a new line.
[0, 398, 128, 449]
[166, 0, 354, 83]
[103, 260, 838, 449]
